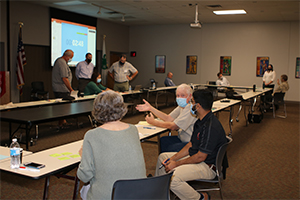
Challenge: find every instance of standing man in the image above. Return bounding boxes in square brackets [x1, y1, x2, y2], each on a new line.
[155, 89, 227, 200]
[136, 84, 197, 153]
[52, 49, 74, 127]
[52, 49, 74, 98]
[108, 54, 138, 92]
[164, 72, 176, 86]
[75, 53, 94, 95]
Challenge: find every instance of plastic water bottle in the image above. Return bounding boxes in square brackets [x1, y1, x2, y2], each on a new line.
[129, 85, 132, 93]
[10, 138, 20, 169]
[153, 82, 156, 89]
[253, 84, 256, 92]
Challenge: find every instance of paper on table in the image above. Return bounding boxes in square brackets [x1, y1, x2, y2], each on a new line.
[138, 121, 151, 126]
[0, 154, 9, 160]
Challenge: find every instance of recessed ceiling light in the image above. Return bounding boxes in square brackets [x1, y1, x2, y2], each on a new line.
[213, 9, 247, 15]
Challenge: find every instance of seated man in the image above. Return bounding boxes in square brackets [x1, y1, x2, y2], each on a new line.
[273, 74, 289, 95]
[155, 89, 227, 200]
[272, 74, 289, 110]
[164, 72, 176, 86]
[136, 84, 197, 153]
[216, 72, 230, 92]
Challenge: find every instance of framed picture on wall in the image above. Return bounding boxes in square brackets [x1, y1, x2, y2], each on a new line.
[155, 55, 166, 73]
[186, 55, 197, 74]
[256, 57, 269, 77]
[296, 57, 300, 78]
[220, 56, 231, 76]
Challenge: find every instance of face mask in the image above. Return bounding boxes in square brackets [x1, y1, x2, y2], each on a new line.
[190, 104, 197, 115]
[97, 78, 101, 83]
[119, 61, 125, 65]
[220, 77, 223, 80]
[68, 58, 72, 63]
[176, 98, 188, 108]
[86, 59, 92, 64]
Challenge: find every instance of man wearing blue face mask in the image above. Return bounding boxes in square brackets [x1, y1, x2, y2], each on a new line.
[76, 53, 95, 95]
[136, 83, 197, 152]
[83, 71, 110, 95]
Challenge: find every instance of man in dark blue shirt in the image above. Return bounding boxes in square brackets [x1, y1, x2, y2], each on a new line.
[155, 89, 227, 200]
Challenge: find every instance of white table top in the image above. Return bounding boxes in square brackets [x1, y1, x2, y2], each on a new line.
[0, 140, 83, 179]
[135, 122, 168, 140]
[0, 146, 33, 163]
[212, 99, 241, 113]
[241, 88, 272, 100]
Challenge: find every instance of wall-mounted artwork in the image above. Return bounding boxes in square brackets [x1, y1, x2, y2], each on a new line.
[296, 57, 300, 78]
[256, 57, 269, 77]
[186, 55, 197, 74]
[155, 55, 166, 73]
[220, 56, 231, 76]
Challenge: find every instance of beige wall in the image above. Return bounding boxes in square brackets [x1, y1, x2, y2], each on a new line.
[3, 1, 129, 102]
[129, 22, 300, 101]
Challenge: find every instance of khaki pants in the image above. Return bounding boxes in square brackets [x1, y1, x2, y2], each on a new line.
[155, 152, 216, 200]
[114, 82, 129, 92]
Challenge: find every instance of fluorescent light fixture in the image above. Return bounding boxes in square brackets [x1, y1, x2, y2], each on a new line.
[213, 9, 246, 15]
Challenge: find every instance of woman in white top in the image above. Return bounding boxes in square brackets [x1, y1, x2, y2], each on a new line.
[263, 64, 276, 91]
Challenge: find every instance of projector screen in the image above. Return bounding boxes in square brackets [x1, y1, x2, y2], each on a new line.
[51, 18, 96, 67]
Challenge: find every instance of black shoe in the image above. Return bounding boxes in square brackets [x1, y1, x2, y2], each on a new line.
[147, 174, 153, 177]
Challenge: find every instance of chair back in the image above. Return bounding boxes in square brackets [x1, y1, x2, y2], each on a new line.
[31, 81, 45, 92]
[112, 172, 173, 200]
[273, 92, 285, 105]
[215, 142, 229, 178]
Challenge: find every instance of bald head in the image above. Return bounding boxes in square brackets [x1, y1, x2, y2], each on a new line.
[62, 49, 74, 62]
[167, 72, 173, 79]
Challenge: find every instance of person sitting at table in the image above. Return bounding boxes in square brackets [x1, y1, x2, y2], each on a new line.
[136, 83, 197, 153]
[83, 71, 110, 95]
[216, 72, 230, 92]
[265, 74, 289, 110]
[164, 72, 176, 86]
[155, 89, 227, 200]
[77, 91, 146, 200]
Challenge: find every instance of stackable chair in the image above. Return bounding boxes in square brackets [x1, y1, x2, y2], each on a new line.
[188, 137, 232, 200]
[270, 92, 287, 118]
[111, 172, 173, 200]
[31, 81, 49, 100]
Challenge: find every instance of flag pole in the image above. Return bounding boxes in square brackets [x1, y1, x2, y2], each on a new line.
[101, 35, 108, 85]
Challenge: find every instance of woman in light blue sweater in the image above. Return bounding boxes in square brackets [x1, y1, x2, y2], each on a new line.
[77, 90, 146, 199]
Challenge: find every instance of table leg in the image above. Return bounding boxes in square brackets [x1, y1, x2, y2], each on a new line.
[236, 103, 242, 122]
[72, 175, 80, 200]
[43, 176, 50, 200]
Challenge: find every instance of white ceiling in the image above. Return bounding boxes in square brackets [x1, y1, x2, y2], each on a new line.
[25, 0, 300, 26]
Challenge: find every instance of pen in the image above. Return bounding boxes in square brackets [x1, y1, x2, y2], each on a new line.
[159, 158, 170, 169]
[143, 127, 156, 130]
[19, 166, 40, 172]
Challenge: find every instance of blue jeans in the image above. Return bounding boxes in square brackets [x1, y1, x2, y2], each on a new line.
[160, 136, 188, 153]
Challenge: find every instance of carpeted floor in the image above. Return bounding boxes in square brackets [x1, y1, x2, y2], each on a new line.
[0, 98, 299, 200]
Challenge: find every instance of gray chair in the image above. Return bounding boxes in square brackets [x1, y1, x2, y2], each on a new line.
[272, 92, 287, 118]
[111, 172, 173, 200]
[188, 137, 232, 200]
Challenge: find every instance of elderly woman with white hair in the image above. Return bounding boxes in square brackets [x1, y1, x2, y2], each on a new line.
[77, 90, 146, 200]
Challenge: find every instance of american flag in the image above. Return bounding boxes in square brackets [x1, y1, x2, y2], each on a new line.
[16, 26, 27, 95]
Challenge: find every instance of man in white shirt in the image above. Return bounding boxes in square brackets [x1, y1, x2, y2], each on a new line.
[75, 53, 94, 95]
[136, 84, 197, 153]
[216, 72, 230, 91]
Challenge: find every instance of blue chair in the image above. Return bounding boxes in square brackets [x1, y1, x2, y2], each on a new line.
[111, 172, 173, 200]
